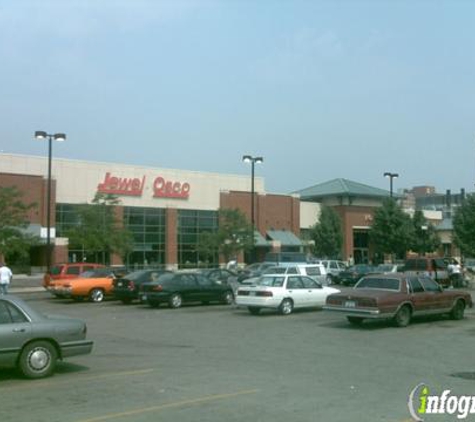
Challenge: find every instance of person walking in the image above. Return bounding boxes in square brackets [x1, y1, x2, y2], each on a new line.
[0, 262, 13, 294]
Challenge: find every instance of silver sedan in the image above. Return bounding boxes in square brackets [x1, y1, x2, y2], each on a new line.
[0, 295, 93, 379]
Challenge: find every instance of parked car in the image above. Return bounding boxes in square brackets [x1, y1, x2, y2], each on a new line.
[237, 263, 276, 283]
[140, 272, 234, 308]
[197, 268, 240, 295]
[51, 268, 120, 302]
[262, 264, 328, 285]
[0, 295, 93, 378]
[43, 263, 105, 289]
[335, 264, 378, 286]
[323, 273, 472, 327]
[375, 263, 402, 273]
[113, 269, 170, 304]
[404, 257, 450, 287]
[313, 260, 347, 284]
[235, 274, 340, 315]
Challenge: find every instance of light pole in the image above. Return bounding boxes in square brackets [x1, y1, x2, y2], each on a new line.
[384, 172, 399, 198]
[242, 155, 263, 261]
[35, 131, 66, 274]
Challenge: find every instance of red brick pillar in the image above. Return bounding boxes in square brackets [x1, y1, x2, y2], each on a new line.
[166, 208, 178, 270]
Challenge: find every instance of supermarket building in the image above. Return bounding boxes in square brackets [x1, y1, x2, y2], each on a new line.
[0, 153, 391, 269]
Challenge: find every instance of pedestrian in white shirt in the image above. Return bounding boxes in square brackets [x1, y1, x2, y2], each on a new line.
[0, 262, 13, 294]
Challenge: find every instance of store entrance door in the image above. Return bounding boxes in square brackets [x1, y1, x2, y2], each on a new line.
[353, 229, 370, 264]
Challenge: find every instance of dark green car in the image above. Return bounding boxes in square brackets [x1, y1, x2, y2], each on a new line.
[140, 272, 234, 308]
[0, 295, 93, 379]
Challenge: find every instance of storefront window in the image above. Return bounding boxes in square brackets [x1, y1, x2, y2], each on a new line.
[178, 210, 218, 268]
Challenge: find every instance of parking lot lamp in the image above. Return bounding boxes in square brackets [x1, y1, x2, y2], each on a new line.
[384, 172, 399, 198]
[35, 131, 66, 274]
[242, 155, 263, 261]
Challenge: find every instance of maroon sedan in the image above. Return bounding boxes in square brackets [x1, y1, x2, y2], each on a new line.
[323, 273, 472, 327]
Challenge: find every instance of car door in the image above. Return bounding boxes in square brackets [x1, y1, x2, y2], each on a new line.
[0, 300, 32, 367]
[196, 274, 222, 301]
[285, 276, 307, 308]
[300, 276, 325, 307]
[177, 274, 201, 303]
[419, 276, 449, 311]
[406, 276, 432, 315]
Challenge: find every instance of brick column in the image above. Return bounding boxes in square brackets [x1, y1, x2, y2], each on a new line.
[166, 208, 178, 270]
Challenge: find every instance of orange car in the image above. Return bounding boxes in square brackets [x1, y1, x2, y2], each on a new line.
[43, 263, 105, 289]
[50, 268, 118, 303]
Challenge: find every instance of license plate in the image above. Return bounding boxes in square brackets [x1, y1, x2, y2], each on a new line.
[250, 291, 256, 296]
[345, 301, 356, 308]
[117, 281, 123, 287]
[141, 294, 147, 302]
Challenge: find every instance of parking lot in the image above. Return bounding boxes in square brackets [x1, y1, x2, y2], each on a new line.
[2, 292, 475, 422]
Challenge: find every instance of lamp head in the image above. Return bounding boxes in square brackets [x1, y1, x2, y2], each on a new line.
[35, 131, 47, 140]
[54, 133, 66, 142]
[242, 155, 252, 163]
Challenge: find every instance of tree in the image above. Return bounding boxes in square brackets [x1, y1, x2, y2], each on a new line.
[310, 206, 343, 259]
[410, 210, 441, 255]
[0, 186, 38, 263]
[453, 194, 475, 257]
[196, 208, 254, 263]
[370, 199, 413, 260]
[65, 193, 133, 263]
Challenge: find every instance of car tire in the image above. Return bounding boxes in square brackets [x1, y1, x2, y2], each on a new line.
[394, 305, 412, 327]
[347, 316, 364, 326]
[327, 275, 335, 285]
[450, 299, 465, 320]
[248, 306, 261, 315]
[168, 293, 182, 309]
[19, 341, 57, 379]
[222, 291, 234, 305]
[279, 298, 294, 316]
[89, 288, 105, 303]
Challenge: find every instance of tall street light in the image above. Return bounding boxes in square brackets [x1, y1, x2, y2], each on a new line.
[384, 172, 399, 198]
[242, 155, 263, 262]
[35, 131, 66, 274]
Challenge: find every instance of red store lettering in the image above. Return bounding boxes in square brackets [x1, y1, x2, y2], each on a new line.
[153, 176, 190, 199]
[97, 172, 145, 196]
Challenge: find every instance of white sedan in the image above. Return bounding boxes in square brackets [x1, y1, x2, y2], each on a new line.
[235, 274, 340, 315]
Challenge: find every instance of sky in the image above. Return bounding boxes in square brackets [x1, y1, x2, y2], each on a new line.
[1, 0, 474, 195]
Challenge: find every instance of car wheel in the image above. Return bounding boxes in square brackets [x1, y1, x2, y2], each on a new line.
[89, 288, 105, 303]
[222, 291, 234, 305]
[248, 306, 261, 315]
[169, 293, 182, 309]
[327, 275, 334, 285]
[394, 305, 412, 327]
[450, 299, 465, 320]
[347, 316, 364, 326]
[279, 298, 294, 315]
[19, 341, 57, 379]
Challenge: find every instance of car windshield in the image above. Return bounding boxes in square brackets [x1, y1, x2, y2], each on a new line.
[355, 277, 401, 291]
[256, 276, 285, 287]
[263, 267, 286, 274]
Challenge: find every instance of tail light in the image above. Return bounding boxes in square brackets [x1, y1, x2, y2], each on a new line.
[127, 281, 135, 291]
[256, 291, 273, 297]
[152, 285, 163, 292]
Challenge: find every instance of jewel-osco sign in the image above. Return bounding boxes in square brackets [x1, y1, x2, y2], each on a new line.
[97, 172, 190, 199]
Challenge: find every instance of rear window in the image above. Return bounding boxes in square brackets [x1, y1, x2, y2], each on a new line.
[355, 277, 401, 291]
[305, 267, 322, 276]
[405, 259, 428, 271]
[257, 276, 285, 287]
[65, 266, 81, 275]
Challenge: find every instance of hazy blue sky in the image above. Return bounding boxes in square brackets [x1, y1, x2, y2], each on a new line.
[1, 0, 474, 194]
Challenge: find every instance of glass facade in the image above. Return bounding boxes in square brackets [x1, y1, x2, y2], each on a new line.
[123, 207, 166, 268]
[56, 204, 166, 267]
[177, 210, 218, 268]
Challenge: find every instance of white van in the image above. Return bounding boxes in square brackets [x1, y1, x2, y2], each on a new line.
[262, 264, 328, 285]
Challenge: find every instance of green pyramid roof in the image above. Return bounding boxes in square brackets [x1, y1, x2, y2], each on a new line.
[294, 178, 391, 200]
